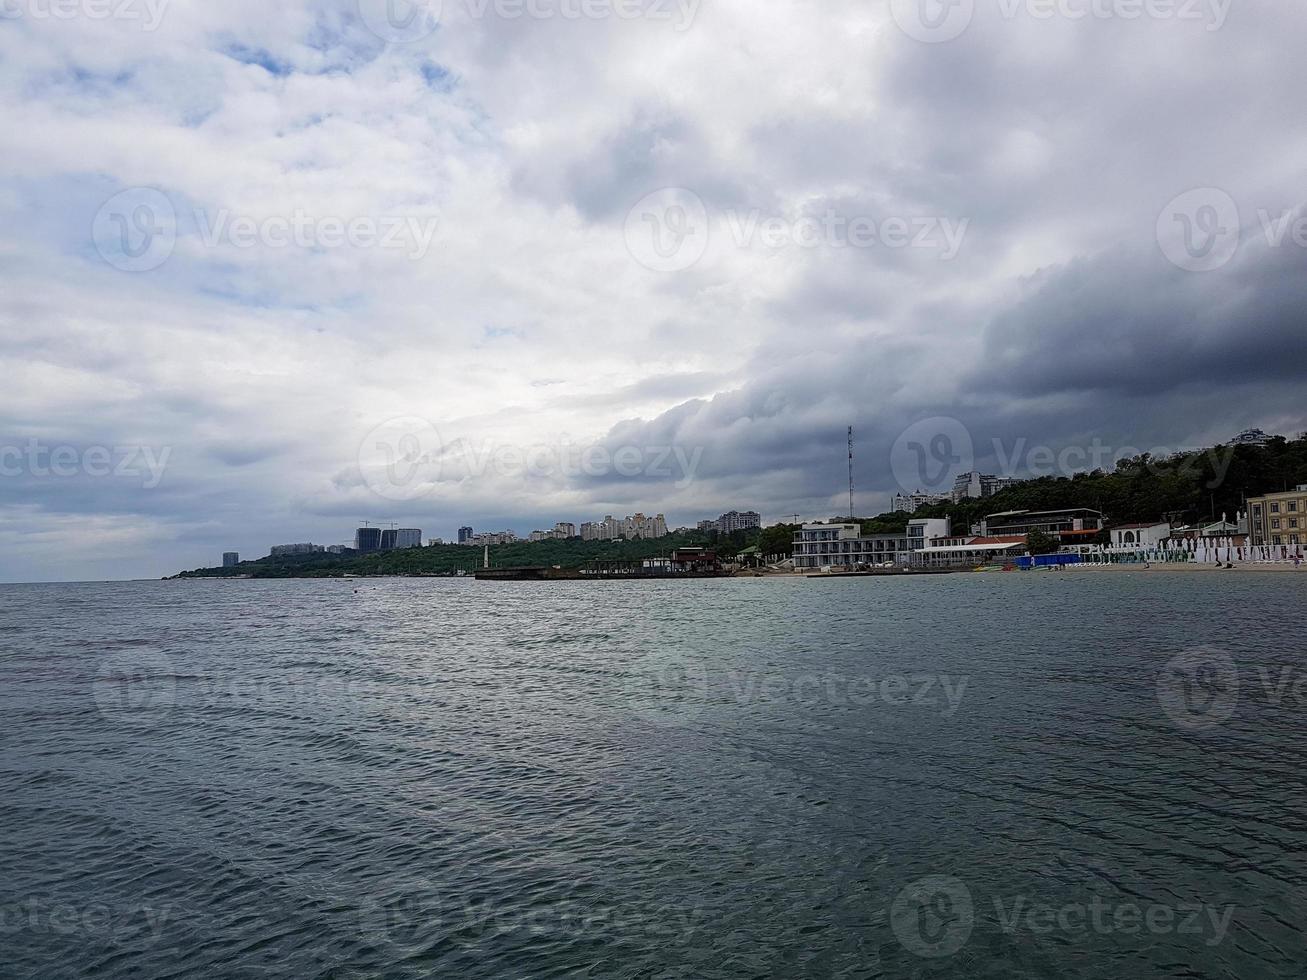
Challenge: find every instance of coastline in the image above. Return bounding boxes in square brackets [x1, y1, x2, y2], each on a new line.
[1067, 562, 1305, 573]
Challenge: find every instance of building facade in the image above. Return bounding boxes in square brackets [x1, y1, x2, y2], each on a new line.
[978, 508, 1104, 537]
[1248, 485, 1307, 547]
[395, 529, 423, 549]
[1110, 522, 1171, 549]
[892, 490, 948, 514]
[1229, 428, 1272, 447]
[580, 513, 668, 541]
[951, 472, 1019, 503]
[223, 552, 240, 568]
[791, 518, 950, 570]
[718, 510, 761, 534]
[458, 526, 474, 544]
[354, 527, 383, 553]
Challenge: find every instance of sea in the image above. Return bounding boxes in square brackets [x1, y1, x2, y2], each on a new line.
[2, 572, 1305, 979]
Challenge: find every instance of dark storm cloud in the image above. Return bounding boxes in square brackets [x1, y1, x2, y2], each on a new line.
[971, 233, 1307, 397]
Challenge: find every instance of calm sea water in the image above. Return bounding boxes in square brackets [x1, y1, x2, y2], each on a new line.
[2, 572, 1306, 979]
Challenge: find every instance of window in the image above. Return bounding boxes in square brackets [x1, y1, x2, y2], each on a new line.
[1291, 519, 1300, 529]
[1253, 504, 1262, 517]
[1290, 501, 1299, 512]
[1272, 519, 1281, 529]
[1273, 535, 1283, 545]
[1271, 503, 1280, 513]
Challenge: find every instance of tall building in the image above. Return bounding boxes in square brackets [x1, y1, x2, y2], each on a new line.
[379, 529, 398, 550]
[554, 522, 576, 538]
[715, 510, 761, 534]
[223, 552, 240, 568]
[892, 490, 948, 514]
[951, 472, 1018, 503]
[1248, 485, 1307, 547]
[395, 528, 423, 549]
[580, 513, 668, 541]
[458, 526, 475, 544]
[355, 527, 383, 553]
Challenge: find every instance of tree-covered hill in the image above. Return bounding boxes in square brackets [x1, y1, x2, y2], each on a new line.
[906, 435, 1307, 531]
[837, 435, 1306, 537]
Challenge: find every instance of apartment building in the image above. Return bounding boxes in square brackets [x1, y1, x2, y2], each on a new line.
[951, 471, 1019, 503]
[700, 510, 762, 534]
[1248, 485, 1307, 547]
[580, 513, 668, 541]
[892, 490, 948, 514]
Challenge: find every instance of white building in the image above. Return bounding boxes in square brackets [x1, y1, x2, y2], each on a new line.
[554, 522, 576, 538]
[791, 518, 950, 570]
[580, 513, 668, 541]
[1110, 522, 1171, 549]
[892, 490, 948, 514]
[1228, 428, 1271, 447]
[700, 510, 761, 534]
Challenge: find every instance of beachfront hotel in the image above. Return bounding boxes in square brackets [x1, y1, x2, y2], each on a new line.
[791, 518, 950, 570]
[1248, 485, 1307, 547]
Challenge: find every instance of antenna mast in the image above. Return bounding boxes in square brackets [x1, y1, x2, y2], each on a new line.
[848, 425, 855, 521]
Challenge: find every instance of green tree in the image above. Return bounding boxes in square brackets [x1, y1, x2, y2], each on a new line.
[1025, 529, 1060, 555]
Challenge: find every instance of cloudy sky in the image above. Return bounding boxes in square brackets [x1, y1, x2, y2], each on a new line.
[2, 0, 1305, 581]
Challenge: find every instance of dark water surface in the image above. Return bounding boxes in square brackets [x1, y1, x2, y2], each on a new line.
[2, 573, 1306, 978]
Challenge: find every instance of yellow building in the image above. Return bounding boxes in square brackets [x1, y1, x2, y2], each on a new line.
[1248, 485, 1307, 547]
